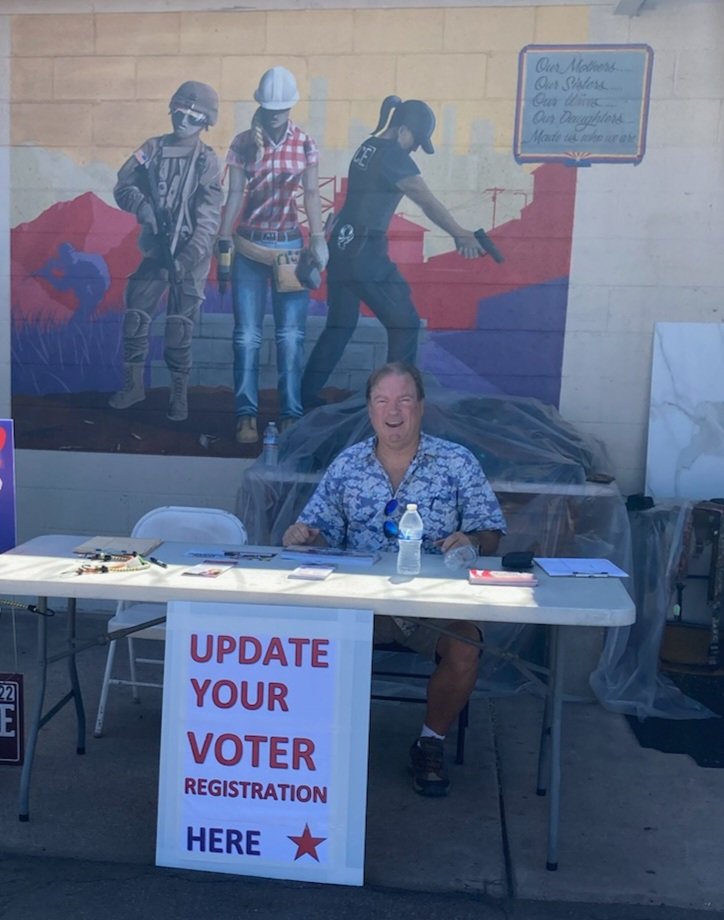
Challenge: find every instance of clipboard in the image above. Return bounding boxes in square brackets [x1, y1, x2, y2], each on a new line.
[534, 558, 628, 578]
[73, 536, 163, 556]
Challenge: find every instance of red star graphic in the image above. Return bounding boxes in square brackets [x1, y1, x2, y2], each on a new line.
[288, 823, 326, 862]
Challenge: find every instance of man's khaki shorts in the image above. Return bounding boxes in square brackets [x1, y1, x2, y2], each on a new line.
[373, 616, 484, 661]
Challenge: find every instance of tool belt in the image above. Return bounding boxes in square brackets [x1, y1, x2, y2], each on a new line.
[234, 232, 305, 294]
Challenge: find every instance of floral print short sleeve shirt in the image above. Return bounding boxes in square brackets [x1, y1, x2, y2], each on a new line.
[298, 433, 506, 553]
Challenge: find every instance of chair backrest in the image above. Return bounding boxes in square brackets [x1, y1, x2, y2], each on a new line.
[131, 505, 248, 545]
[117, 506, 247, 617]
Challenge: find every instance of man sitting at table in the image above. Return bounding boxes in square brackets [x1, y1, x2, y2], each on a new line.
[282, 361, 506, 797]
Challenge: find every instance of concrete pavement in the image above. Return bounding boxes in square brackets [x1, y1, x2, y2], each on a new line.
[1, 603, 724, 916]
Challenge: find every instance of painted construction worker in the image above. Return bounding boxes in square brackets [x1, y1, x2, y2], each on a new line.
[301, 95, 484, 409]
[109, 81, 223, 421]
[217, 66, 328, 445]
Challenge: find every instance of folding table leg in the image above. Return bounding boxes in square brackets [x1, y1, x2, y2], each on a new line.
[66, 598, 86, 754]
[19, 598, 49, 821]
[536, 628, 554, 796]
[545, 625, 566, 871]
[19, 596, 87, 821]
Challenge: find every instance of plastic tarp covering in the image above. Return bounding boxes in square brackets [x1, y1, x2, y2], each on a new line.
[591, 500, 717, 719]
[236, 385, 704, 712]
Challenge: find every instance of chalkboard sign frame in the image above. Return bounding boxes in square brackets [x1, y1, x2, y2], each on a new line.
[513, 43, 654, 166]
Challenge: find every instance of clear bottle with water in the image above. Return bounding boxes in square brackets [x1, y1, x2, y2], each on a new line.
[262, 421, 279, 466]
[397, 503, 424, 576]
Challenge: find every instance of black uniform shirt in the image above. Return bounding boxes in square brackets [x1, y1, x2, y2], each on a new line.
[337, 137, 420, 234]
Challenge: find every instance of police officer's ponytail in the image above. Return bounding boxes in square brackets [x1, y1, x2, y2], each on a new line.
[371, 95, 401, 136]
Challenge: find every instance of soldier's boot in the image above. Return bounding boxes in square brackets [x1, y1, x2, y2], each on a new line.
[109, 364, 145, 410]
[167, 372, 189, 422]
[235, 416, 258, 444]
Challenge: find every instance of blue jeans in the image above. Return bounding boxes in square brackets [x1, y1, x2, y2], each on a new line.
[231, 240, 308, 419]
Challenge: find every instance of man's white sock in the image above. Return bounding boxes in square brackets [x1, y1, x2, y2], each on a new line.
[420, 724, 445, 741]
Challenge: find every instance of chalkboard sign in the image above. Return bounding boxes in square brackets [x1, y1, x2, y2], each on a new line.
[513, 44, 654, 165]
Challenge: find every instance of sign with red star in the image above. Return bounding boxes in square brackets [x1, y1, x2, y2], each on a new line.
[157, 603, 373, 885]
[288, 823, 326, 861]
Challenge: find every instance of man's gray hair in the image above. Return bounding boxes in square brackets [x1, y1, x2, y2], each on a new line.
[365, 362, 425, 402]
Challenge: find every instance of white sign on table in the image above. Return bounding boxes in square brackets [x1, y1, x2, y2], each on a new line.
[156, 601, 373, 885]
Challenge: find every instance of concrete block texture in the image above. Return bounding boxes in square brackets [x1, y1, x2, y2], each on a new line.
[54, 57, 137, 102]
[12, 102, 93, 147]
[11, 14, 93, 57]
[351, 8, 445, 54]
[95, 13, 180, 56]
[135, 57, 223, 101]
[180, 11, 265, 57]
[443, 7, 536, 53]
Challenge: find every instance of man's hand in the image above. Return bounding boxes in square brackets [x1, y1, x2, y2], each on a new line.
[436, 531, 476, 554]
[282, 522, 321, 547]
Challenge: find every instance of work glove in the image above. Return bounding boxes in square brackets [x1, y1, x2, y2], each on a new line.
[136, 201, 158, 235]
[309, 233, 329, 271]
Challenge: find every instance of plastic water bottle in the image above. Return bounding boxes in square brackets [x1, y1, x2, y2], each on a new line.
[397, 503, 423, 576]
[262, 421, 279, 466]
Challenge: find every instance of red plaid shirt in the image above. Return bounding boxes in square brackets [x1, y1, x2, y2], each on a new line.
[226, 121, 319, 232]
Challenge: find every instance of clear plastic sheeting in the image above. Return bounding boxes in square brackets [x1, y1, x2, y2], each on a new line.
[237, 386, 626, 555]
[237, 386, 638, 698]
[591, 500, 718, 720]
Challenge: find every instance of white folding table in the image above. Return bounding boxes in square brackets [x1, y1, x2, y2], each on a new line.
[0, 534, 635, 870]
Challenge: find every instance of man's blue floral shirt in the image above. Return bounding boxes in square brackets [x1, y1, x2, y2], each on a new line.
[299, 433, 506, 553]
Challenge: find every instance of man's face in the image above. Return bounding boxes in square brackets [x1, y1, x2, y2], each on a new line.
[368, 372, 424, 453]
[171, 106, 207, 140]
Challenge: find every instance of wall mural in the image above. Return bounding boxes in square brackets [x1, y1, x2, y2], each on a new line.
[7, 11, 652, 461]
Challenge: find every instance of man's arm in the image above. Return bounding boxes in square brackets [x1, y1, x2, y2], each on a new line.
[397, 174, 484, 259]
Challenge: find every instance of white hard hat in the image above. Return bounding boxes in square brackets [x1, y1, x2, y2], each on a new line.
[254, 66, 299, 111]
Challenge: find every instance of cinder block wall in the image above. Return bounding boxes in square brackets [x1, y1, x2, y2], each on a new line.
[2, 1, 723, 541]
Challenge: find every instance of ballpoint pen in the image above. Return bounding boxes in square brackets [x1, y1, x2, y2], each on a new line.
[148, 556, 168, 569]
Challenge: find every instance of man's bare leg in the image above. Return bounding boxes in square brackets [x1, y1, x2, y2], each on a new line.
[424, 621, 482, 735]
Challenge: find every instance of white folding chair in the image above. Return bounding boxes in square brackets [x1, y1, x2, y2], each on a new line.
[93, 505, 247, 737]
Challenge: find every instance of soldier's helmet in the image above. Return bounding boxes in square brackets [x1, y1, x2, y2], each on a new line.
[169, 81, 219, 127]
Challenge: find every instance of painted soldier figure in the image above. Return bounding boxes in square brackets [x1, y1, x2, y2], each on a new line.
[109, 80, 223, 421]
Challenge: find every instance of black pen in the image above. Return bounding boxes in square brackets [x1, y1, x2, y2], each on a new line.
[148, 556, 168, 569]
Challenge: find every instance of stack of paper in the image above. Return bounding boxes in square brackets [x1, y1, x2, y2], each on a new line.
[280, 545, 379, 567]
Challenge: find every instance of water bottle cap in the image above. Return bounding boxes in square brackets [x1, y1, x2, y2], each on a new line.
[406, 503, 417, 511]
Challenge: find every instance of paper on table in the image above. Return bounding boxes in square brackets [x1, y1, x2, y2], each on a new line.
[280, 545, 379, 567]
[534, 557, 629, 578]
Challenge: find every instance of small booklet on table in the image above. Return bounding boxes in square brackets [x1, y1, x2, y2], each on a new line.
[288, 564, 336, 581]
[469, 569, 539, 587]
[182, 562, 236, 578]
